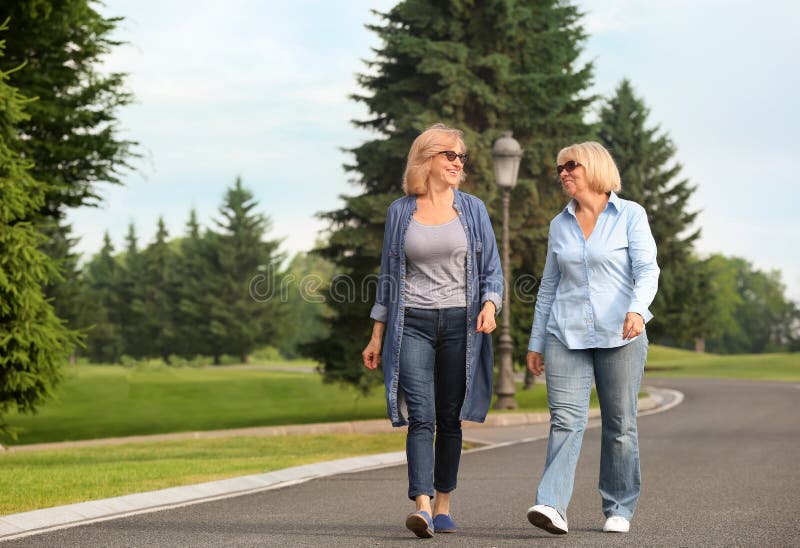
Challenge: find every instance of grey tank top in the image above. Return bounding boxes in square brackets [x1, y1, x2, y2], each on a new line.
[404, 216, 468, 309]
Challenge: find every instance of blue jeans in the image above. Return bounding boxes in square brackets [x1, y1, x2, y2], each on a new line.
[398, 307, 467, 500]
[536, 333, 648, 521]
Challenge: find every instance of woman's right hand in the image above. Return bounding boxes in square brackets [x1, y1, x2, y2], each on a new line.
[362, 338, 382, 370]
[526, 351, 544, 376]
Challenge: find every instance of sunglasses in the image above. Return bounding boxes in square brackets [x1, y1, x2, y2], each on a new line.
[556, 160, 581, 175]
[439, 150, 469, 164]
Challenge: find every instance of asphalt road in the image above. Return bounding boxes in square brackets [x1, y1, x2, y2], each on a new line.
[6, 377, 800, 547]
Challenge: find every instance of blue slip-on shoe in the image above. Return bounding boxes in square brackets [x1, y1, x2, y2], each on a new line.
[405, 510, 434, 538]
[432, 513, 457, 533]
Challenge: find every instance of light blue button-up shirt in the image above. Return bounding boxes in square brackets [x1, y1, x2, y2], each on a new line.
[528, 192, 660, 352]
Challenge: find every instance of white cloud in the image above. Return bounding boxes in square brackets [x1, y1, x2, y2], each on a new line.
[579, 0, 642, 34]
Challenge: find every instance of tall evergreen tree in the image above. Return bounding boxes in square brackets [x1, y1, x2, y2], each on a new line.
[141, 218, 179, 362]
[598, 79, 701, 345]
[118, 223, 149, 358]
[310, 1, 594, 390]
[207, 178, 284, 363]
[173, 209, 216, 359]
[0, 1, 137, 214]
[82, 232, 124, 362]
[0, 24, 77, 432]
[0, 1, 138, 342]
[43, 221, 88, 360]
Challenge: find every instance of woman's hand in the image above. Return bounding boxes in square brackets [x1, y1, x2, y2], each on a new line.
[476, 301, 497, 333]
[362, 321, 385, 370]
[526, 351, 544, 376]
[362, 338, 382, 370]
[622, 312, 645, 340]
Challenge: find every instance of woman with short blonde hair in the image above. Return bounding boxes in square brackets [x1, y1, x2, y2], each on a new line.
[556, 141, 622, 193]
[526, 141, 659, 536]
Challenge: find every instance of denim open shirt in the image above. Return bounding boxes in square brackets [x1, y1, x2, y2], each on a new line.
[370, 190, 504, 427]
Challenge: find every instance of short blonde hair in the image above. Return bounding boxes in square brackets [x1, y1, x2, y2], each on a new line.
[402, 123, 467, 195]
[557, 141, 621, 193]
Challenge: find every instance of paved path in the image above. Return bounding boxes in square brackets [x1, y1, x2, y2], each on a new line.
[3, 378, 799, 546]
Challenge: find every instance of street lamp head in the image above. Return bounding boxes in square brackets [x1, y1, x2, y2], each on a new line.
[491, 131, 523, 190]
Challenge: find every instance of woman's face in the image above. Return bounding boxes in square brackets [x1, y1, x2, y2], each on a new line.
[428, 139, 465, 188]
[558, 159, 587, 197]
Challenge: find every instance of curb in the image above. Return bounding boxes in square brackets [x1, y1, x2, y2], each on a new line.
[0, 388, 675, 542]
[0, 452, 406, 542]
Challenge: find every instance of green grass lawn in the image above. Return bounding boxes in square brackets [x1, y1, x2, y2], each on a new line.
[645, 345, 800, 381]
[0, 433, 407, 515]
[0, 366, 560, 446]
[1, 365, 388, 446]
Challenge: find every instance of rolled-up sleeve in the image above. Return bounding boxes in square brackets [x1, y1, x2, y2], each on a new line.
[477, 202, 504, 316]
[627, 208, 659, 322]
[369, 208, 394, 323]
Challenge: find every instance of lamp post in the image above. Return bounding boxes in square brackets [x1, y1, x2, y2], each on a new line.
[491, 131, 522, 409]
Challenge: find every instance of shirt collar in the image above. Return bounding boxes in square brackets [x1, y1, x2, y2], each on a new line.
[565, 191, 620, 216]
[452, 187, 463, 213]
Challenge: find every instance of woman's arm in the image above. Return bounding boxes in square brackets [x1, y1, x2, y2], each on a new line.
[627, 207, 660, 322]
[369, 205, 395, 323]
[527, 232, 561, 354]
[477, 201, 503, 316]
[362, 321, 385, 369]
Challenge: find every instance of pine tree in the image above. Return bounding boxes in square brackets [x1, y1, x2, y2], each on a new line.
[597, 79, 701, 345]
[0, 1, 137, 214]
[0, 2, 138, 344]
[207, 178, 284, 363]
[43, 221, 88, 360]
[173, 209, 216, 359]
[310, 1, 594, 390]
[82, 232, 124, 362]
[118, 223, 149, 358]
[0, 23, 77, 432]
[141, 218, 179, 362]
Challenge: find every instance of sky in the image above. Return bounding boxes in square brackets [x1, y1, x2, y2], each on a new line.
[68, 0, 800, 301]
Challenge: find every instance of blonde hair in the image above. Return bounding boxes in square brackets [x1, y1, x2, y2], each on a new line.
[402, 123, 467, 195]
[557, 141, 621, 193]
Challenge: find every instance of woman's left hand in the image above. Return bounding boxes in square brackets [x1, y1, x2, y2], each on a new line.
[622, 312, 645, 340]
[476, 301, 497, 333]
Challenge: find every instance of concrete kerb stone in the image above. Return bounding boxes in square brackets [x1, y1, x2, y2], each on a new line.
[0, 451, 407, 543]
[0, 389, 670, 542]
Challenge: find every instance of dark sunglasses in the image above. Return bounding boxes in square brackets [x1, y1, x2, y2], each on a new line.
[556, 160, 581, 175]
[439, 150, 469, 164]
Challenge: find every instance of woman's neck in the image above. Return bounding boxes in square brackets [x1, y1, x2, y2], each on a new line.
[420, 184, 455, 207]
[574, 190, 609, 216]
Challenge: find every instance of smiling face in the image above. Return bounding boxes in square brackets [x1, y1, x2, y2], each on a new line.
[559, 158, 587, 197]
[428, 138, 465, 189]
[403, 124, 468, 195]
[555, 142, 622, 196]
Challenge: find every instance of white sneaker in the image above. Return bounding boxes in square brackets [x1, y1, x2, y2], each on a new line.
[603, 515, 630, 533]
[526, 504, 568, 535]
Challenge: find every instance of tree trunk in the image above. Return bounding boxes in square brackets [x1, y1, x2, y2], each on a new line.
[694, 337, 706, 353]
